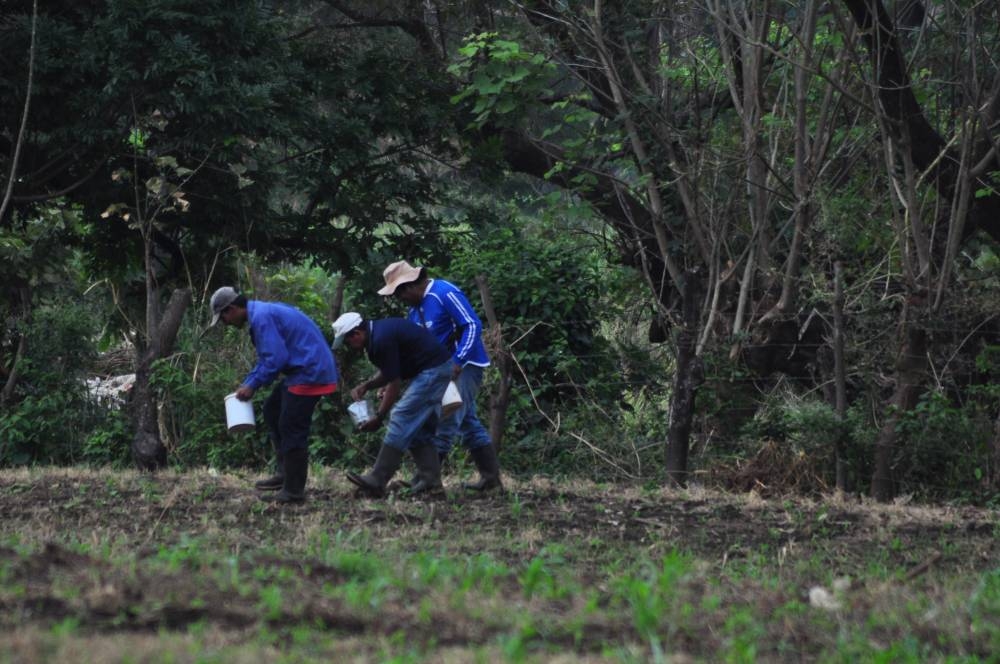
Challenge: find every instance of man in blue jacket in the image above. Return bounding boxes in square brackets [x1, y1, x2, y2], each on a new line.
[378, 261, 502, 492]
[209, 286, 338, 503]
[332, 312, 452, 497]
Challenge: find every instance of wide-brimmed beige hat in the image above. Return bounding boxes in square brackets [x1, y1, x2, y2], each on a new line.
[377, 260, 424, 296]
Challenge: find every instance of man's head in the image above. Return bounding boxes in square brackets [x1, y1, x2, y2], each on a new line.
[209, 286, 248, 328]
[331, 312, 366, 350]
[377, 260, 426, 305]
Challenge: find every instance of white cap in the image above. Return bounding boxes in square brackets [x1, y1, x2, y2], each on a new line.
[331, 312, 363, 348]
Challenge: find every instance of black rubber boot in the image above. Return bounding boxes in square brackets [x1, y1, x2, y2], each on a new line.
[257, 394, 284, 490]
[407, 445, 444, 496]
[254, 449, 285, 491]
[464, 444, 503, 492]
[403, 451, 446, 490]
[260, 447, 307, 503]
[399, 462, 417, 490]
[346, 445, 404, 497]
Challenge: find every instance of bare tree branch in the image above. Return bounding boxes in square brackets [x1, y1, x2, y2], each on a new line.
[0, 0, 37, 225]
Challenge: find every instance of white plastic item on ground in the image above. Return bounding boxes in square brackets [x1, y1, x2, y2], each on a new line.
[347, 400, 374, 427]
[85, 373, 136, 407]
[441, 380, 463, 418]
[224, 393, 255, 434]
[808, 586, 841, 611]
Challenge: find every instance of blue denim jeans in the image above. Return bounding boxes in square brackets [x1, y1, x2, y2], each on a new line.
[432, 364, 492, 454]
[383, 361, 453, 452]
[262, 381, 322, 454]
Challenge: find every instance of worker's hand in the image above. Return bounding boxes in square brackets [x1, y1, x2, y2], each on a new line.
[235, 385, 255, 401]
[358, 414, 382, 432]
[350, 384, 366, 402]
[451, 363, 462, 380]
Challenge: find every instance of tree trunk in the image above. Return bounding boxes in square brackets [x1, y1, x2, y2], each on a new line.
[131, 287, 191, 470]
[0, 285, 31, 407]
[769, 0, 820, 319]
[475, 274, 511, 451]
[487, 365, 513, 451]
[329, 274, 346, 321]
[841, 0, 1000, 243]
[990, 409, 1000, 491]
[832, 261, 850, 492]
[0, 0, 37, 226]
[665, 270, 703, 487]
[833, 261, 851, 491]
[870, 320, 927, 502]
[249, 264, 271, 301]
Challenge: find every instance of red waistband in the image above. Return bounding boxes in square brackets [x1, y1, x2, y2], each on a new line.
[287, 383, 337, 396]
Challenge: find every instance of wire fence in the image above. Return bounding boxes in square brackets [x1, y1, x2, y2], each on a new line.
[47, 306, 1000, 503]
[482, 316, 1000, 504]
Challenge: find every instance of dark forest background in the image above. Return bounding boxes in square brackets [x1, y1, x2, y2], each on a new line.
[3, 0, 1000, 504]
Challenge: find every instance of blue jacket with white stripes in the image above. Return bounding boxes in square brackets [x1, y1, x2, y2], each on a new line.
[406, 279, 490, 368]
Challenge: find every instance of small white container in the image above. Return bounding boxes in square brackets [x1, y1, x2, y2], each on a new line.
[224, 393, 255, 434]
[348, 400, 375, 427]
[441, 381, 463, 418]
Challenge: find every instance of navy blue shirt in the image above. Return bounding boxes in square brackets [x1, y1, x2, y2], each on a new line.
[366, 318, 451, 381]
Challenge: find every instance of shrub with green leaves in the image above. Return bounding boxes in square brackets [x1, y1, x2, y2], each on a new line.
[893, 389, 994, 499]
[445, 216, 635, 476]
[0, 304, 102, 465]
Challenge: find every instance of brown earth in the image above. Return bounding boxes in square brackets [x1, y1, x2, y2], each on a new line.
[0, 467, 997, 661]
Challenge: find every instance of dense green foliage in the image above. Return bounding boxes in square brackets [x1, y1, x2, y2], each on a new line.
[0, 304, 102, 465]
[2, 1, 1000, 502]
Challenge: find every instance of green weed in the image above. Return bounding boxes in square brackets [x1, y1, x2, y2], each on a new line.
[257, 584, 284, 621]
[49, 617, 80, 637]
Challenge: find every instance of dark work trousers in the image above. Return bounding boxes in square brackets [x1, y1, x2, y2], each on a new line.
[262, 381, 322, 454]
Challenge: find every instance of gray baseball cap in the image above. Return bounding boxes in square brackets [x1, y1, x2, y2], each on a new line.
[209, 286, 239, 327]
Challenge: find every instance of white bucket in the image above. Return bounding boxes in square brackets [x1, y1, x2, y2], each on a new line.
[441, 381, 463, 418]
[224, 393, 255, 434]
[347, 399, 374, 427]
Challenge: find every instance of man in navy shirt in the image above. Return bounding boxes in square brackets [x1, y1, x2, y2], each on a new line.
[378, 260, 502, 492]
[332, 312, 452, 497]
[210, 287, 338, 503]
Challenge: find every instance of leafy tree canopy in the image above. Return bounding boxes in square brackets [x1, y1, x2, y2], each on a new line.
[0, 0, 459, 295]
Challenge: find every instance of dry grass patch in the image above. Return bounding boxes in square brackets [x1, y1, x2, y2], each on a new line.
[1, 467, 997, 662]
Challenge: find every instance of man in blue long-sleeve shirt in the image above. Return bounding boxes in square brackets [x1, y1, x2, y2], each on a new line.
[378, 261, 502, 492]
[209, 286, 338, 503]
